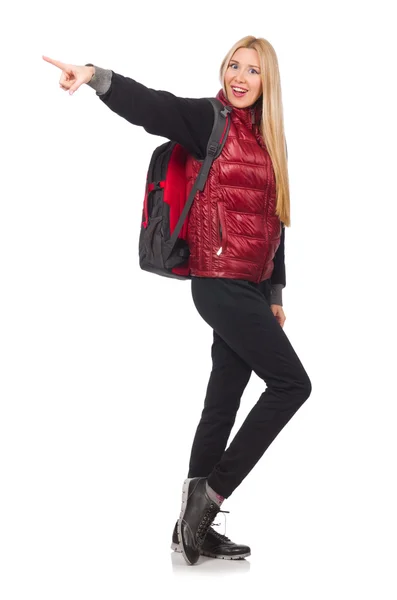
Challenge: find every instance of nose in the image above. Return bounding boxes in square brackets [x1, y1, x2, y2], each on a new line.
[233, 74, 247, 85]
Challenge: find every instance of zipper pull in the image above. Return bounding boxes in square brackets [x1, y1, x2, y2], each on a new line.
[217, 247, 223, 256]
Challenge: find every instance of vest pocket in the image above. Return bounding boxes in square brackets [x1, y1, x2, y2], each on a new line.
[216, 202, 228, 256]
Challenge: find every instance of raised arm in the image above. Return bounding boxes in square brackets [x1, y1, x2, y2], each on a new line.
[85, 65, 214, 161]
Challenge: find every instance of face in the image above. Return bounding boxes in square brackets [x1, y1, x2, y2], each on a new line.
[224, 47, 263, 108]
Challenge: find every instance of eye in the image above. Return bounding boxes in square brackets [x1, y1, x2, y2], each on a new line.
[229, 63, 259, 75]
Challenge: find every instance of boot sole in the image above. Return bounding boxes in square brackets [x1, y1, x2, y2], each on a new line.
[202, 550, 250, 560]
[171, 541, 250, 560]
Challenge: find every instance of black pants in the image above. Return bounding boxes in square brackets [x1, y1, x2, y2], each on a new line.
[187, 277, 312, 499]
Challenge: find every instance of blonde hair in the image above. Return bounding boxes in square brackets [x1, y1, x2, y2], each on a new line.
[219, 36, 291, 227]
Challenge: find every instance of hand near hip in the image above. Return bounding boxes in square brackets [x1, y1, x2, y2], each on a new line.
[42, 55, 95, 95]
[270, 304, 286, 328]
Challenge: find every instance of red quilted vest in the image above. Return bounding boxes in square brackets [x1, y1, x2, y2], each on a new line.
[186, 88, 282, 283]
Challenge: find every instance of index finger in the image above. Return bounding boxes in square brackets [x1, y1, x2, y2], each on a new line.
[42, 55, 70, 71]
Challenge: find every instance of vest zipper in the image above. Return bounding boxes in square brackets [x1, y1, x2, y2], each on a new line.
[259, 221, 270, 279]
[216, 203, 228, 255]
[217, 222, 223, 255]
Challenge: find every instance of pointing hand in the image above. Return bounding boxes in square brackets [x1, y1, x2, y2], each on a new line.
[42, 55, 95, 95]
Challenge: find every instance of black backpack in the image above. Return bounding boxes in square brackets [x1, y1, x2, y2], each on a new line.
[138, 98, 232, 280]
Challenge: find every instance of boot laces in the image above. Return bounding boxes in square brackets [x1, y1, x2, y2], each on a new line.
[196, 504, 227, 542]
[210, 508, 230, 540]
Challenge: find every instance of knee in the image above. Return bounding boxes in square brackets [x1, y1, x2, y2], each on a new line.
[270, 372, 312, 405]
[297, 374, 312, 402]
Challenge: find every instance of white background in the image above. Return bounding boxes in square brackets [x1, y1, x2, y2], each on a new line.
[1, 0, 396, 598]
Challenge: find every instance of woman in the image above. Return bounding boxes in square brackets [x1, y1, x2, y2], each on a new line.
[43, 35, 312, 567]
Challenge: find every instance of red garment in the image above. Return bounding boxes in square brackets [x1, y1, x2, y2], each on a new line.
[186, 88, 282, 283]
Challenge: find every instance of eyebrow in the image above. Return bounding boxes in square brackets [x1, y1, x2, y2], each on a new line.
[230, 59, 260, 70]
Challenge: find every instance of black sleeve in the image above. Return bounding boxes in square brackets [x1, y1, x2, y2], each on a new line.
[98, 71, 214, 160]
[270, 224, 286, 287]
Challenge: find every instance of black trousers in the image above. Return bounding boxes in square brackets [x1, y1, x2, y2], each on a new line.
[187, 276, 312, 499]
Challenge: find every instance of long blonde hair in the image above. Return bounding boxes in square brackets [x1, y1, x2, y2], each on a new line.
[219, 36, 291, 227]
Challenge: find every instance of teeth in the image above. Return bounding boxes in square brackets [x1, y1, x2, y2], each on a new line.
[233, 87, 247, 93]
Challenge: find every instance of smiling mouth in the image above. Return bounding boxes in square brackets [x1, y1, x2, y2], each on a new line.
[231, 86, 248, 98]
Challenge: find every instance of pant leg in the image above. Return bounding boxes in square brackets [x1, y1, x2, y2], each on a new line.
[188, 329, 252, 478]
[191, 277, 312, 499]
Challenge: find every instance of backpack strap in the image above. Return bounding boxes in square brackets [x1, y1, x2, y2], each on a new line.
[164, 98, 232, 258]
[194, 98, 232, 190]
